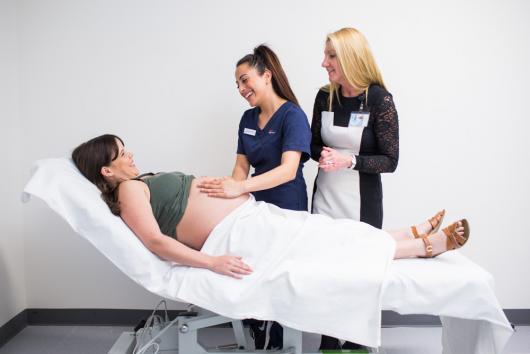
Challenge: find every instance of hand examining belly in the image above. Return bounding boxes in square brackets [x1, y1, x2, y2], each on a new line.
[197, 176, 246, 199]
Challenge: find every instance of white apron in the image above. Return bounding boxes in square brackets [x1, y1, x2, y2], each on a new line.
[312, 111, 366, 219]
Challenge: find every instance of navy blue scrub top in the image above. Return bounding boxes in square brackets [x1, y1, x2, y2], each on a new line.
[237, 101, 311, 211]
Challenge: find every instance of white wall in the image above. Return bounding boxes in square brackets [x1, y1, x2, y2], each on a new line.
[0, 0, 27, 326]
[11, 0, 530, 315]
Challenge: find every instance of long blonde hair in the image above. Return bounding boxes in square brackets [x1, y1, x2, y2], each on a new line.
[324, 27, 386, 110]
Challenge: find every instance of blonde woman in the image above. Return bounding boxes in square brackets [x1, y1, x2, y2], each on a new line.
[310, 27, 399, 350]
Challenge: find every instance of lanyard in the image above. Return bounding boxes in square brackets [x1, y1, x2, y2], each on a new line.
[359, 89, 369, 112]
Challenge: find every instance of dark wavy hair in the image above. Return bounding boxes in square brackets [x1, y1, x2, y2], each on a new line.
[72, 134, 123, 215]
[237, 44, 299, 106]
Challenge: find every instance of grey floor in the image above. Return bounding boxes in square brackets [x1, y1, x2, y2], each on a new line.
[0, 325, 529, 354]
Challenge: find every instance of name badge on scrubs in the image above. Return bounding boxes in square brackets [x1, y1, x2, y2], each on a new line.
[349, 111, 370, 127]
[244, 128, 256, 136]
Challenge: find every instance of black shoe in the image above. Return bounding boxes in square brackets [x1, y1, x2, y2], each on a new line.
[342, 341, 365, 350]
[248, 320, 266, 349]
[266, 321, 283, 350]
[319, 335, 342, 350]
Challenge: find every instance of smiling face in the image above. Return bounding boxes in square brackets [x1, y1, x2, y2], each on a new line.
[100, 138, 139, 184]
[235, 63, 271, 107]
[322, 40, 345, 86]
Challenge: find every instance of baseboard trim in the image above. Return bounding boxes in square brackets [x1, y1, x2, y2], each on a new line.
[382, 309, 529, 326]
[504, 309, 530, 326]
[26, 308, 191, 326]
[2, 308, 528, 348]
[0, 309, 28, 348]
[382, 311, 441, 326]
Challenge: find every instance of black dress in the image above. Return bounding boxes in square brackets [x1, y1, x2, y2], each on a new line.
[310, 85, 399, 228]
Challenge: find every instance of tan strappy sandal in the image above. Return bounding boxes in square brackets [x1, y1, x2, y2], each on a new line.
[421, 219, 470, 258]
[411, 209, 446, 239]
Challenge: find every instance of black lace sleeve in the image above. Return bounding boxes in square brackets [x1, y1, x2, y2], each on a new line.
[355, 94, 399, 173]
[310, 90, 327, 162]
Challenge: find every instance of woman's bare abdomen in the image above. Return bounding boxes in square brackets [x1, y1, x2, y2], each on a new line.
[176, 178, 249, 250]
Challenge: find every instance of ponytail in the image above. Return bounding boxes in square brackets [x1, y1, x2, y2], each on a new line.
[237, 45, 299, 106]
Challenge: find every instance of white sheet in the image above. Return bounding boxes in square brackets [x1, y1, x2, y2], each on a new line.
[177, 196, 395, 347]
[22, 158, 514, 353]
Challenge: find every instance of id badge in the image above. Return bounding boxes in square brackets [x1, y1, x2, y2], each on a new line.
[349, 111, 370, 127]
[243, 128, 256, 136]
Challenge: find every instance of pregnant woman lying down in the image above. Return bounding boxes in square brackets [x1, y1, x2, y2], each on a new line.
[72, 134, 469, 279]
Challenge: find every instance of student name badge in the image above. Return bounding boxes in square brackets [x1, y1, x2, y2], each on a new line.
[349, 111, 370, 127]
[243, 128, 256, 136]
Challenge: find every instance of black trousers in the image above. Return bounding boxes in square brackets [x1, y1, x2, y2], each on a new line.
[319, 334, 364, 350]
[247, 319, 283, 350]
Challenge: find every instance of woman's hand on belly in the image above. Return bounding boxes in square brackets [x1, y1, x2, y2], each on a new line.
[197, 176, 246, 199]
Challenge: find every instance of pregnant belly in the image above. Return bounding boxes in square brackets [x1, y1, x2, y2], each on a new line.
[176, 178, 249, 250]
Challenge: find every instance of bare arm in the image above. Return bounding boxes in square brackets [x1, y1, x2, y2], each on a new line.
[198, 151, 301, 198]
[241, 150, 301, 192]
[118, 180, 252, 278]
[232, 154, 250, 181]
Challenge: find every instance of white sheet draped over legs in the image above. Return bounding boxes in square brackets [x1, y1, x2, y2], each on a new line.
[176, 196, 396, 347]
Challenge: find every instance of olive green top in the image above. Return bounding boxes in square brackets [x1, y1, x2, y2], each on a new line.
[135, 172, 194, 238]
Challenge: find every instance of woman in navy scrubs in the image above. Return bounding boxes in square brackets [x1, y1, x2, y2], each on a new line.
[199, 45, 311, 210]
[198, 45, 311, 349]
